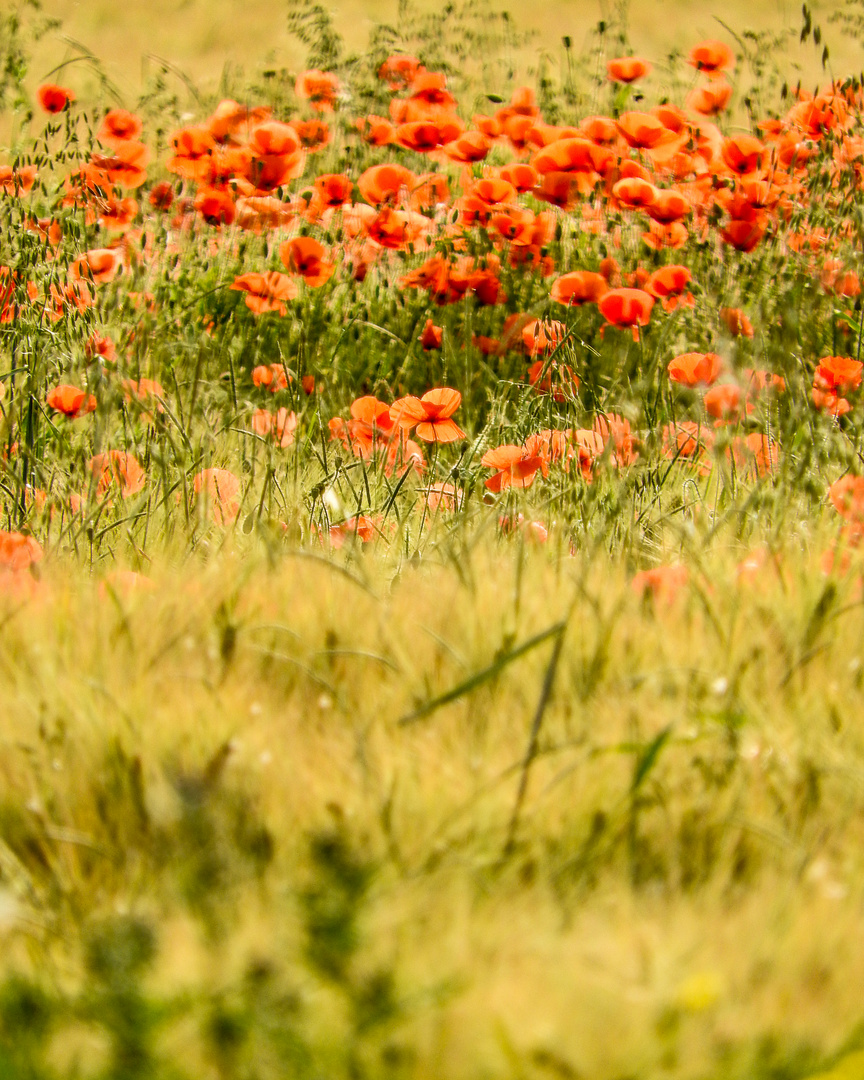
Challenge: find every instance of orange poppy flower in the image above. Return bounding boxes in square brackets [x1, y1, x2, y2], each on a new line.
[0, 165, 37, 197]
[616, 111, 673, 149]
[97, 109, 143, 146]
[85, 333, 116, 364]
[168, 127, 216, 181]
[251, 407, 297, 447]
[632, 564, 689, 602]
[378, 54, 422, 91]
[521, 319, 567, 356]
[720, 307, 754, 337]
[444, 130, 492, 163]
[646, 189, 691, 224]
[340, 396, 398, 454]
[721, 135, 766, 176]
[365, 206, 429, 250]
[550, 270, 608, 306]
[69, 248, 119, 285]
[814, 356, 863, 392]
[355, 115, 395, 145]
[646, 265, 693, 311]
[89, 140, 150, 188]
[667, 352, 722, 387]
[295, 69, 340, 111]
[47, 281, 93, 321]
[193, 468, 240, 524]
[607, 56, 651, 83]
[357, 163, 416, 206]
[99, 195, 138, 230]
[230, 272, 298, 315]
[720, 217, 767, 252]
[46, 385, 97, 418]
[246, 121, 305, 190]
[532, 138, 614, 189]
[662, 420, 713, 461]
[597, 288, 655, 340]
[252, 364, 289, 392]
[829, 475, 864, 522]
[812, 388, 851, 417]
[89, 450, 146, 499]
[688, 39, 734, 73]
[704, 383, 742, 422]
[327, 515, 378, 547]
[527, 361, 579, 402]
[294, 119, 330, 150]
[194, 187, 235, 227]
[0, 532, 43, 571]
[594, 413, 639, 466]
[37, 84, 74, 113]
[499, 162, 539, 192]
[279, 237, 335, 286]
[389, 387, 465, 443]
[730, 433, 780, 478]
[481, 444, 544, 492]
[149, 181, 174, 211]
[687, 79, 733, 116]
[310, 172, 354, 211]
[425, 482, 463, 512]
[612, 177, 659, 209]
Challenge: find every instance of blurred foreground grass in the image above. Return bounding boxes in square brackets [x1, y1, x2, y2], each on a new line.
[3, 538, 864, 1077]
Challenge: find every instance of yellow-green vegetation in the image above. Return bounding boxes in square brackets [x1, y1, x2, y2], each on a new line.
[5, 0, 864, 1075]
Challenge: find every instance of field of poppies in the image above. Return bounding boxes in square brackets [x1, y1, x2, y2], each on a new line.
[4, 1, 864, 1077]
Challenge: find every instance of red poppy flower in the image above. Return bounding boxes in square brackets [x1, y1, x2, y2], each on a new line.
[294, 119, 330, 150]
[612, 177, 658, 208]
[378, 54, 422, 91]
[357, 163, 417, 206]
